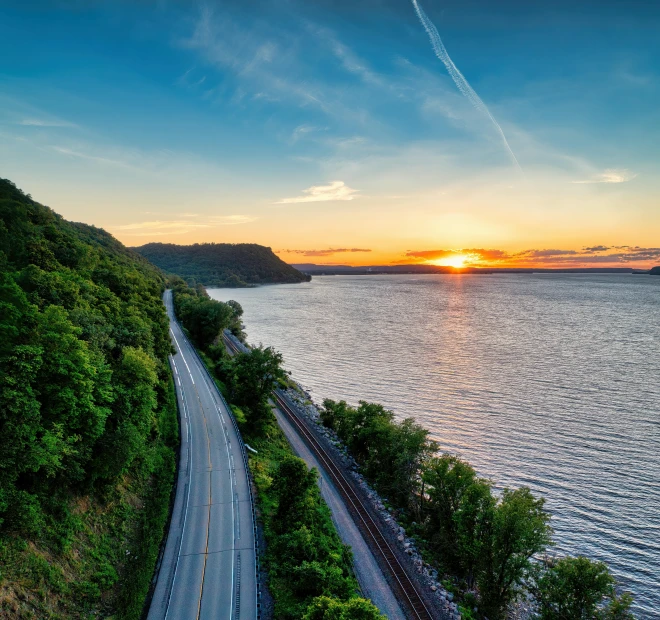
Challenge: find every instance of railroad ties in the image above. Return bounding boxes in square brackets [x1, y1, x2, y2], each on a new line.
[224, 333, 437, 620]
[273, 392, 436, 620]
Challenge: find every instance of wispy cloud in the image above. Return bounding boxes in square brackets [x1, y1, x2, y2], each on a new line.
[410, 0, 521, 171]
[275, 180, 359, 204]
[290, 124, 326, 143]
[280, 248, 371, 257]
[114, 214, 257, 236]
[19, 118, 77, 128]
[50, 145, 134, 169]
[209, 215, 258, 225]
[573, 169, 637, 184]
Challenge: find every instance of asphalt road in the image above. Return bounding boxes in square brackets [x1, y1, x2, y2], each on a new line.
[148, 291, 257, 620]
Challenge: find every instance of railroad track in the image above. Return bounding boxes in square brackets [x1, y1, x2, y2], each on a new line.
[224, 332, 437, 619]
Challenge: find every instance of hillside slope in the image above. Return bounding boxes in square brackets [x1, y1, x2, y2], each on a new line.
[0, 178, 177, 618]
[135, 242, 311, 287]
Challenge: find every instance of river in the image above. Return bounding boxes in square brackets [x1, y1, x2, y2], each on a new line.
[208, 273, 660, 615]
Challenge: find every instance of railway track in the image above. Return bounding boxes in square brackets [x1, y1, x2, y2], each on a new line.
[272, 390, 436, 620]
[222, 334, 437, 619]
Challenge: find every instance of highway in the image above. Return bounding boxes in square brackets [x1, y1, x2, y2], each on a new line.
[148, 291, 257, 620]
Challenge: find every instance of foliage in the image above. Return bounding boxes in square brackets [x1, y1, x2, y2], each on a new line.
[422, 455, 495, 586]
[226, 346, 287, 431]
[477, 487, 552, 618]
[302, 595, 386, 619]
[172, 280, 239, 348]
[242, 418, 375, 619]
[135, 241, 311, 287]
[0, 178, 177, 616]
[321, 399, 436, 510]
[319, 399, 630, 618]
[531, 556, 634, 619]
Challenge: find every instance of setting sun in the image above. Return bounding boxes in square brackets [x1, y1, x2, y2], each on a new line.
[429, 254, 470, 268]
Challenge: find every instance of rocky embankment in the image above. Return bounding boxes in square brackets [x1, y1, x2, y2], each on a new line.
[282, 387, 464, 620]
[282, 386, 537, 620]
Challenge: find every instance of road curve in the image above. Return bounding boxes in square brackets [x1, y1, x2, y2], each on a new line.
[148, 291, 257, 620]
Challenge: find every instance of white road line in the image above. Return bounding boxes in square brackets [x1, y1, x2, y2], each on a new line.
[165, 291, 239, 620]
[170, 327, 194, 385]
[197, 352, 237, 619]
[164, 380, 193, 620]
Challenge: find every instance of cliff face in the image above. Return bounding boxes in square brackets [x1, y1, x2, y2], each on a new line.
[135, 242, 311, 287]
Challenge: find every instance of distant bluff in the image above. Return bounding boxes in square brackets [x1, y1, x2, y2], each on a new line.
[135, 242, 311, 287]
[650, 266, 660, 275]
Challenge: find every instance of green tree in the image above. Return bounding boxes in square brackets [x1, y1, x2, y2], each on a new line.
[423, 455, 484, 572]
[532, 556, 634, 620]
[272, 456, 319, 530]
[0, 177, 179, 615]
[303, 596, 386, 620]
[478, 487, 553, 618]
[227, 345, 286, 431]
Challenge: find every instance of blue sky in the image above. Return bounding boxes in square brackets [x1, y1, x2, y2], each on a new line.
[1, 0, 659, 265]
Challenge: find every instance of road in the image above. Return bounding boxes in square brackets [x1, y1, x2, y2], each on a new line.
[148, 291, 257, 620]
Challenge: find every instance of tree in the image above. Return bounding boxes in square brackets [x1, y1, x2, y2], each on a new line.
[532, 556, 634, 620]
[478, 487, 553, 618]
[423, 455, 484, 572]
[272, 456, 319, 529]
[175, 293, 233, 348]
[227, 345, 286, 431]
[303, 596, 386, 620]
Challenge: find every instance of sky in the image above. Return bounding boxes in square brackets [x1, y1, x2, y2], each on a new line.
[1, 0, 659, 268]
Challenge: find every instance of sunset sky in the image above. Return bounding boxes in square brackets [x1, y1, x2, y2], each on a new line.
[1, 0, 659, 268]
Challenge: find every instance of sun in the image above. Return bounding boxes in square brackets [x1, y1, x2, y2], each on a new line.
[430, 254, 470, 269]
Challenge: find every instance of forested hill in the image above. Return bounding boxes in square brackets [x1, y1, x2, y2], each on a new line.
[0, 178, 178, 617]
[651, 266, 660, 275]
[135, 241, 311, 287]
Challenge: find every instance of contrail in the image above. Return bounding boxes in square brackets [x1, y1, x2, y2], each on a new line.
[411, 0, 522, 171]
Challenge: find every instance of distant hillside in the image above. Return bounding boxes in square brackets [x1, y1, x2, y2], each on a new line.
[0, 178, 177, 617]
[651, 266, 660, 275]
[135, 242, 311, 287]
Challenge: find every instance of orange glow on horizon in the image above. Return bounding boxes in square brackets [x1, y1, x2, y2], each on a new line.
[428, 254, 472, 269]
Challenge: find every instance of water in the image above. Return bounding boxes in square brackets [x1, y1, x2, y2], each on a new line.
[208, 274, 660, 615]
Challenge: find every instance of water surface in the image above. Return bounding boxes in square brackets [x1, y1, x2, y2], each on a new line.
[209, 274, 660, 615]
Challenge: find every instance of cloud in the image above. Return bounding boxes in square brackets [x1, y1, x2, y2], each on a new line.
[573, 169, 637, 184]
[402, 246, 660, 267]
[282, 248, 371, 257]
[290, 124, 326, 143]
[18, 118, 77, 128]
[275, 180, 359, 204]
[405, 248, 509, 261]
[518, 249, 579, 258]
[209, 215, 258, 225]
[114, 215, 257, 236]
[410, 0, 521, 171]
[49, 145, 136, 170]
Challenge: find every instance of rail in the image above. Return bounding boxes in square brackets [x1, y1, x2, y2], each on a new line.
[223, 332, 436, 620]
